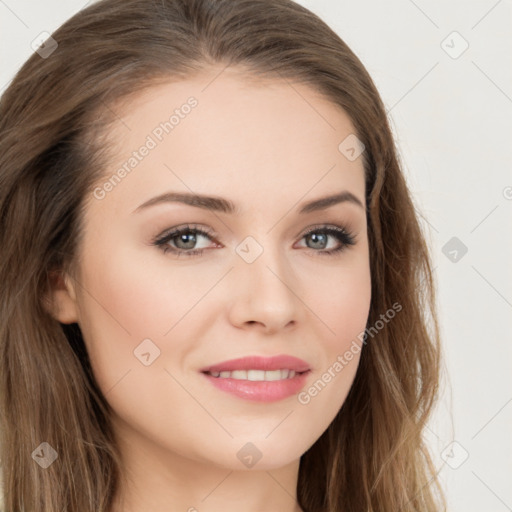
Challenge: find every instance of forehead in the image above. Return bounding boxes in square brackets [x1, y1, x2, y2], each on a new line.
[89, 67, 366, 217]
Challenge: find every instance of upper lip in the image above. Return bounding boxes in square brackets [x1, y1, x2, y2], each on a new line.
[200, 355, 311, 373]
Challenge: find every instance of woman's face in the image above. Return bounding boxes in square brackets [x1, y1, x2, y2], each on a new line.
[55, 67, 371, 474]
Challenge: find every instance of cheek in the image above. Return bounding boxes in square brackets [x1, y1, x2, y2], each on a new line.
[74, 245, 175, 390]
[74, 240, 229, 396]
[323, 274, 371, 350]
[78, 246, 199, 337]
[311, 253, 372, 349]
[299, 254, 371, 407]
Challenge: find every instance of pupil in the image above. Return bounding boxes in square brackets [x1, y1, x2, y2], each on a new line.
[177, 232, 196, 249]
[309, 233, 326, 249]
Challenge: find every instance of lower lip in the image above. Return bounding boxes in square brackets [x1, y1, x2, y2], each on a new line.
[201, 371, 310, 402]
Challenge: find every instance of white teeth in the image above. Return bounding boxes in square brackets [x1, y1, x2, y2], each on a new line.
[208, 369, 300, 381]
[247, 370, 265, 381]
[264, 370, 282, 381]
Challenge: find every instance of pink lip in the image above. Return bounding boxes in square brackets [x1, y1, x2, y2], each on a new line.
[200, 355, 311, 402]
[200, 354, 311, 373]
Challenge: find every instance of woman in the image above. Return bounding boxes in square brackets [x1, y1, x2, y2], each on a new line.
[0, 0, 444, 510]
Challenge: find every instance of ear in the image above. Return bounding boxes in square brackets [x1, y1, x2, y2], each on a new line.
[44, 270, 79, 324]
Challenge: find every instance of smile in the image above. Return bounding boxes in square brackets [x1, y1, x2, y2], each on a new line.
[206, 369, 304, 381]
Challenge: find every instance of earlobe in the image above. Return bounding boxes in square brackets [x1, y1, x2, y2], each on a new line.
[44, 270, 79, 324]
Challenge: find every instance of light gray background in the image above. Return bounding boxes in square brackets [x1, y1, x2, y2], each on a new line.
[1, 0, 511, 510]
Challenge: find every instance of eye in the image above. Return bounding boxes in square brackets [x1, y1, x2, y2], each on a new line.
[153, 224, 219, 257]
[296, 225, 356, 255]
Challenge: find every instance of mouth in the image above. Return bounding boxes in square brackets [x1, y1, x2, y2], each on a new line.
[199, 354, 311, 402]
[203, 369, 310, 381]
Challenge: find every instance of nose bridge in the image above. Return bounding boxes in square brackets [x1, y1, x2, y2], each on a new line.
[229, 232, 299, 329]
[236, 230, 289, 286]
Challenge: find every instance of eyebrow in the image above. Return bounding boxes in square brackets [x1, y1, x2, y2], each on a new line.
[132, 190, 365, 215]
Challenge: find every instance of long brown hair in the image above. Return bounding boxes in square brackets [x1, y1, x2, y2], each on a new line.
[0, 0, 444, 510]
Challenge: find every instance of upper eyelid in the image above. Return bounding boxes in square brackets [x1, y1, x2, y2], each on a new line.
[154, 224, 215, 243]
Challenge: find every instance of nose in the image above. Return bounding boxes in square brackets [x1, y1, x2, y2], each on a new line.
[227, 244, 300, 334]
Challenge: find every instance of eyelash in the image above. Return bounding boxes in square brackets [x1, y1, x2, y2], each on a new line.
[152, 223, 356, 258]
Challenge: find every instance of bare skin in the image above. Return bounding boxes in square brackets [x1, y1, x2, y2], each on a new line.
[49, 65, 371, 512]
